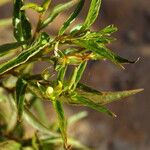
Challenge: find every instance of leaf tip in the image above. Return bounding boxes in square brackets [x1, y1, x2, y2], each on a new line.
[133, 88, 144, 93]
[135, 57, 140, 63]
[112, 112, 117, 118]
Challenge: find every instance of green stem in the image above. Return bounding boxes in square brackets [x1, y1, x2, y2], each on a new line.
[52, 100, 68, 149]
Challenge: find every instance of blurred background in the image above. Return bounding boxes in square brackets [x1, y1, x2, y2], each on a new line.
[0, 0, 150, 149]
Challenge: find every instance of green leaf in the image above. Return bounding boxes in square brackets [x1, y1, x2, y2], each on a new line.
[27, 81, 46, 100]
[37, 82, 47, 94]
[100, 25, 118, 35]
[0, 18, 12, 26]
[52, 100, 67, 147]
[68, 61, 87, 91]
[24, 108, 58, 137]
[57, 65, 68, 82]
[82, 0, 102, 30]
[42, 0, 51, 13]
[0, 45, 40, 75]
[40, 0, 80, 29]
[0, 41, 26, 57]
[13, 0, 32, 42]
[77, 83, 100, 94]
[73, 61, 87, 89]
[83, 32, 116, 44]
[21, 3, 44, 13]
[73, 39, 136, 68]
[0, 140, 21, 150]
[59, 0, 85, 35]
[62, 48, 79, 55]
[16, 77, 27, 120]
[0, 33, 50, 75]
[68, 67, 78, 90]
[71, 93, 116, 117]
[70, 24, 82, 35]
[77, 83, 144, 105]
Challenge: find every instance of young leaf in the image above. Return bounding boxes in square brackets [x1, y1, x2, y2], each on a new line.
[24, 108, 58, 137]
[16, 77, 27, 120]
[40, 0, 80, 29]
[77, 83, 144, 105]
[82, 0, 102, 30]
[13, 0, 31, 42]
[52, 100, 68, 148]
[21, 3, 44, 13]
[73, 39, 136, 68]
[0, 41, 26, 56]
[71, 93, 116, 117]
[59, 0, 85, 35]
[0, 33, 50, 75]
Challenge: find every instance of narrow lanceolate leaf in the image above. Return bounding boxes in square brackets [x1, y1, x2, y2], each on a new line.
[40, 0, 80, 29]
[0, 44, 42, 75]
[16, 77, 27, 120]
[59, 0, 85, 35]
[57, 65, 68, 82]
[73, 39, 136, 68]
[73, 61, 87, 89]
[0, 33, 50, 75]
[13, 0, 31, 42]
[83, 32, 115, 44]
[77, 83, 144, 105]
[68, 67, 78, 90]
[71, 93, 116, 117]
[52, 100, 68, 147]
[68, 61, 87, 91]
[82, 0, 102, 30]
[21, 3, 44, 13]
[24, 108, 58, 137]
[0, 41, 26, 56]
[100, 25, 118, 35]
[42, 0, 51, 13]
